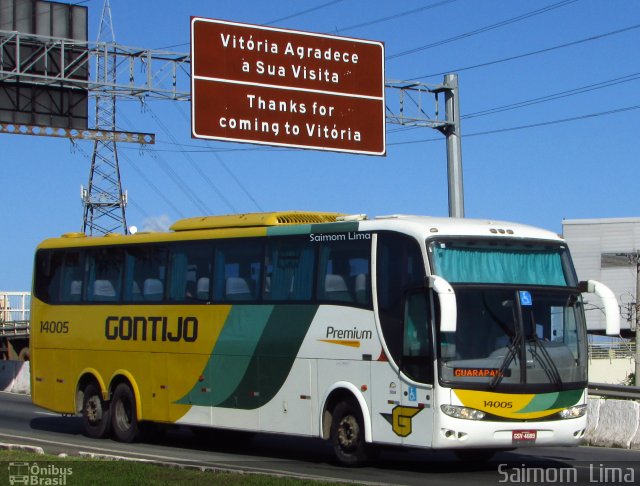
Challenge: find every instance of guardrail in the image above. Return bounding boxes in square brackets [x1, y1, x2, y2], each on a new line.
[0, 292, 30, 322]
[588, 342, 635, 360]
[0, 320, 30, 337]
[588, 382, 640, 399]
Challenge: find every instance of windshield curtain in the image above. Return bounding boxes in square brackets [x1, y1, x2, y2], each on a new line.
[431, 241, 575, 287]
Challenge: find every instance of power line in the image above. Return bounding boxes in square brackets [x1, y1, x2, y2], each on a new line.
[146, 146, 213, 215]
[120, 143, 287, 154]
[174, 104, 264, 212]
[118, 150, 185, 219]
[388, 104, 640, 146]
[336, 0, 458, 33]
[413, 23, 640, 79]
[387, 0, 579, 60]
[265, 0, 346, 25]
[146, 105, 238, 213]
[118, 110, 212, 214]
[462, 72, 640, 119]
[154, 0, 346, 51]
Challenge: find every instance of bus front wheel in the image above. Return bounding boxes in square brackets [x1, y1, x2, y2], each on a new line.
[111, 383, 139, 443]
[330, 401, 369, 466]
[81, 383, 111, 439]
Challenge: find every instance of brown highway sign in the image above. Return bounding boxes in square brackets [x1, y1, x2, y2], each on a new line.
[191, 17, 385, 155]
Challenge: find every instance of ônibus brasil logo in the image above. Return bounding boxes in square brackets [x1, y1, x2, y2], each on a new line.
[8, 462, 73, 485]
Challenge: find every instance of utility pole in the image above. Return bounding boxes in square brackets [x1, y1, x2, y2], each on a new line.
[443, 73, 464, 218]
[82, 0, 128, 235]
[633, 252, 640, 386]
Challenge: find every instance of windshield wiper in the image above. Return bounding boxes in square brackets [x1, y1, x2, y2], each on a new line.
[489, 331, 522, 390]
[489, 296, 523, 390]
[489, 330, 522, 390]
[528, 333, 563, 387]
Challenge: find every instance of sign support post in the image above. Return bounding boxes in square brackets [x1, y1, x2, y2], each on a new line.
[444, 73, 464, 218]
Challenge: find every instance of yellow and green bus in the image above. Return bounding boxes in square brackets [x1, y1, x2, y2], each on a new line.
[30, 211, 620, 465]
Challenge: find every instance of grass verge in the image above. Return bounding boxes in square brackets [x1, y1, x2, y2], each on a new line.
[0, 449, 346, 485]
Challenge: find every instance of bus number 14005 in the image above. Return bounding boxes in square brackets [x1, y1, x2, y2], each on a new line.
[40, 321, 69, 333]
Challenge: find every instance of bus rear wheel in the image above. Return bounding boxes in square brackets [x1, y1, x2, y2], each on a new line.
[111, 383, 139, 443]
[82, 383, 111, 439]
[330, 401, 369, 466]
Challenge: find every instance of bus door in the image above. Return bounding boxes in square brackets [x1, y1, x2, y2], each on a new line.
[396, 290, 434, 447]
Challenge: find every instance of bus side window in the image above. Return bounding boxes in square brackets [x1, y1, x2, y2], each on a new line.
[402, 291, 433, 383]
[61, 251, 84, 303]
[264, 237, 314, 301]
[376, 232, 426, 367]
[317, 237, 371, 306]
[123, 246, 168, 303]
[34, 250, 63, 304]
[168, 242, 213, 302]
[213, 240, 263, 302]
[86, 248, 124, 303]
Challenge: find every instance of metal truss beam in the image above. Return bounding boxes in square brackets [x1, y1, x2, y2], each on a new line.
[0, 121, 154, 142]
[0, 30, 190, 101]
[0, 30, 451, 128]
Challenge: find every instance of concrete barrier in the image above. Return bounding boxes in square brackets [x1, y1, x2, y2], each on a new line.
[0, 360, 30, 394]
[586, 397, 640, 450]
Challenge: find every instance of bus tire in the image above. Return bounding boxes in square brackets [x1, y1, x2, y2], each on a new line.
[81, 383, 111, 439]
[18, 347, 30, 361]
[111, 383, 139, 443]
[330, 400, 369, 466]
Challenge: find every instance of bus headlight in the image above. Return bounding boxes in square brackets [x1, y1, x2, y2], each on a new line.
[559, 404, 587, 419]
[441, 404, 485, 420]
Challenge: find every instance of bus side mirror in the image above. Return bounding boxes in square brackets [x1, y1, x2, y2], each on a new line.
[580, 279, 620, 336]
[429, 275, 457, 333]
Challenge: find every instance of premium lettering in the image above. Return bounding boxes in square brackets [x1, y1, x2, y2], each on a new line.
[326, 326, 372, 340]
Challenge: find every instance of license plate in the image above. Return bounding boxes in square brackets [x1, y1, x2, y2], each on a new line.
[512, 430, 537, 442]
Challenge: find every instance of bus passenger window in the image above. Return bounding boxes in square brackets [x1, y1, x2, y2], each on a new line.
[168, 242, 213, 302]
[60, 252, 84, 303]
[213, 240, 263, 302]
[317, 237, 371, 306]
[265, 237, 314, 301]
[123, 246, 168, 303]
[86, 248, 124, 303]
[34, 250, 62, 304]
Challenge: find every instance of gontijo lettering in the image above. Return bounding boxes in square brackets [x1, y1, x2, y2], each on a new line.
[105, 315, 198, 342]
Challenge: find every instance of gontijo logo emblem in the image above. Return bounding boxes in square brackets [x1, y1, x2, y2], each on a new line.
[381, 406, 423, 437]
[318, 326, 373, 348]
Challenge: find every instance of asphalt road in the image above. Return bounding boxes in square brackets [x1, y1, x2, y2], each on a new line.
[1, 391, 639, 485]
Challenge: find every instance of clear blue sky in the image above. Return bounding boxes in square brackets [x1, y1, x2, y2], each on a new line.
[2, 0, 639, 290]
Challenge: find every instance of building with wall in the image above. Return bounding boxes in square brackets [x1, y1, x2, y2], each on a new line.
[563, 218, 640, 336]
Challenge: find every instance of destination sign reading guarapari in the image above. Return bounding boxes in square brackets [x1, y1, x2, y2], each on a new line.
[191, 18, 386, 155]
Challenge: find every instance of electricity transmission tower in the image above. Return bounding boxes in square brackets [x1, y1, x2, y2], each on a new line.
[81, 0, 128, 235]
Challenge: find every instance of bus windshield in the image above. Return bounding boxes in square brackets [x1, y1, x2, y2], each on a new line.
[429, 240, 586, 392]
